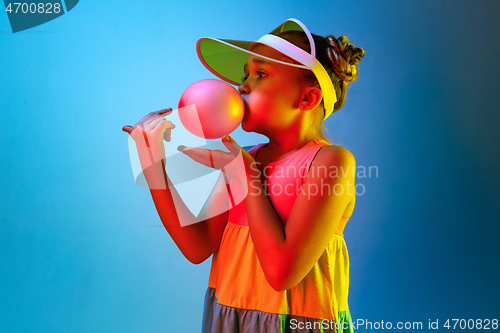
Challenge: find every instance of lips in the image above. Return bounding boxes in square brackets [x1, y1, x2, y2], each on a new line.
[241, 99, 250, 119]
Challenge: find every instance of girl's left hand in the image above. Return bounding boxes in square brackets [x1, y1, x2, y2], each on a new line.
[178, 135, 256, 187]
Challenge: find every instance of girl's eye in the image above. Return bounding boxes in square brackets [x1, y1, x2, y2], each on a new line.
[241, 71, 267, 82]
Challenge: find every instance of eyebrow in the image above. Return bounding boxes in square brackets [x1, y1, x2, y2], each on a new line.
[243, 58, 273, 72]
[253, 58, 272, 65]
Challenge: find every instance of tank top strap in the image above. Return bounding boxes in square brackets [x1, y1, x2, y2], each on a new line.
[248, 139, 328, 166]
[285, 140, 328, 178]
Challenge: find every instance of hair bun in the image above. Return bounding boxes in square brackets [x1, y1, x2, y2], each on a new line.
[325, 35, 365, 83]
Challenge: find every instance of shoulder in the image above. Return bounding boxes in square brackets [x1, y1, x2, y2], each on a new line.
[313, 144, 356, 171]
[305, 144, 356, 202]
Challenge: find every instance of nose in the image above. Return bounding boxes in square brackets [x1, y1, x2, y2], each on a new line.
[238, 81, 249, 95]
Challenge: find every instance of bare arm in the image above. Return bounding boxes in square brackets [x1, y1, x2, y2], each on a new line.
[177, 137, 356, 285]
[146, 164, 229, 264]
[245, 145, 356, 291]
[123, 109, 229, 264]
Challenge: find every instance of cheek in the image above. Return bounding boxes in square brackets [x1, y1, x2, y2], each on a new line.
[247, 93, 272, 120]
[249, 92, 269, 109]
[250, 87, 290, 110]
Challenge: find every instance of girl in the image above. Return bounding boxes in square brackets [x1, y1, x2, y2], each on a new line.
[123, 19, 364, 333]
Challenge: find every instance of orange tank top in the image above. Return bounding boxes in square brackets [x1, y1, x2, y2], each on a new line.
[208, 139, 350, 322]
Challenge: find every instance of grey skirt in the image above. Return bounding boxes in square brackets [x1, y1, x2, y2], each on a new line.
[202, 287, 354, 333]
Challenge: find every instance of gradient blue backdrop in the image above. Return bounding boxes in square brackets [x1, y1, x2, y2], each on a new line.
[1, 0, 499, 332]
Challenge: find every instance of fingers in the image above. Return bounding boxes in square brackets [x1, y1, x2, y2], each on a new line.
[150, 117, 175, 133]
[133, 114, 175, 134]
[182, 148, 215, 169]
[180, 148, 235, 170]
[163, 122, 176, 142]
[122, 126, 133, 134]
[147, 116, 165, 130]
[222, 135, 242, 156]
[180, 147, 209, 158]
[144, 113, 168, 125]
[139, 117, 176, 143]
[138, 108, 172, 124]
[123, 108, 173, 135]
[152, 118, 175, 132]
[151, 118, 175, 142]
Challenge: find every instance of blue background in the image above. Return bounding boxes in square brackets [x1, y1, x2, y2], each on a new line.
[1, 0, 499, 332]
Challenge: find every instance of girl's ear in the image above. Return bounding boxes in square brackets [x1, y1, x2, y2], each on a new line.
[299, 87, 323, 111]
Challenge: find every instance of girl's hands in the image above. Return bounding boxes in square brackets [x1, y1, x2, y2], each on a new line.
[122, 108, 175, 169]
[123, 110, 256, 190]
[178, 135, 256, 187]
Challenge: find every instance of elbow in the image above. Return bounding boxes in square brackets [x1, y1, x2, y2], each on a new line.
[181, 249, 211, 265]
[262, 255, 303, 291]
[269, 282, 288, 292]
[185, 253, 209, 265]
[265, 274, 285, 291]
[265, 268, 298, 292]
[177, 237, 219, 265]
[187, 257, 205, 265]
[269, 279, 297, 292]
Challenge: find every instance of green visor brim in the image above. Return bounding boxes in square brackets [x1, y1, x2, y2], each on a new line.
[196, 38, 309, 86]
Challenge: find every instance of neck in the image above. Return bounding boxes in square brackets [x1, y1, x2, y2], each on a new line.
[262, 119, 320, 154]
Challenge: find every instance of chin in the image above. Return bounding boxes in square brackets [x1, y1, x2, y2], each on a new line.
[241, 115, 264, 135]
[241, 117, 251, 132]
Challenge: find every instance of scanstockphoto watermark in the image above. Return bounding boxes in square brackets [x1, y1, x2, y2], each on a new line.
[288, 318, 424, 331]
[340, 318, 498, 330]
[248, 163, 379, 198]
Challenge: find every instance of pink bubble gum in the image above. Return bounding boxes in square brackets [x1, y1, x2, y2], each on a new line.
[178, 79, 244, 140]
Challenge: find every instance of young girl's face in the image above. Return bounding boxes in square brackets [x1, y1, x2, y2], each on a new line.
[238, 45, 308, 135]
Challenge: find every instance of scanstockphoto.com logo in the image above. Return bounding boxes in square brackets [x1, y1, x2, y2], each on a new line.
[3, 0, 79, 33]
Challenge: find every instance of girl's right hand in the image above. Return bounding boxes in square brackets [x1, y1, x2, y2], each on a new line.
[122, 108, 176, 168]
